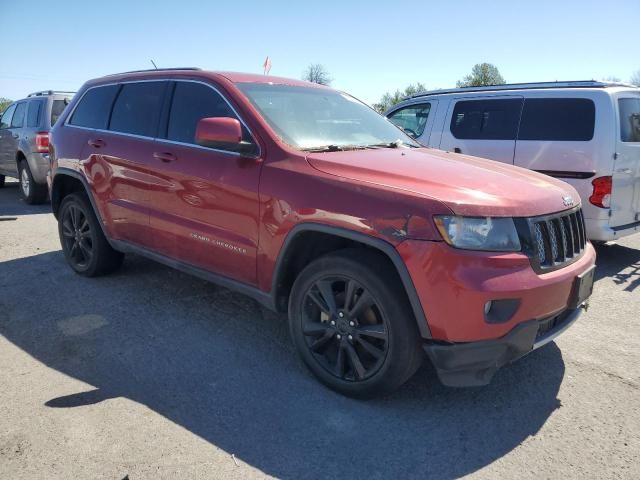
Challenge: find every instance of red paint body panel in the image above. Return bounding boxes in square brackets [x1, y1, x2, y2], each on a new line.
[49, 69, 596, 347]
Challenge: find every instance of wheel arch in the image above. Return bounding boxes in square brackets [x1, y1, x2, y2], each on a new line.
[272, 223, 432, 339]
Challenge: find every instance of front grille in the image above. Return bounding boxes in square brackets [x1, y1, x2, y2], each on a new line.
[519, 207, 587, 273]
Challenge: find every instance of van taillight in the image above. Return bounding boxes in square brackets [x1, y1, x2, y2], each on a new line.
[589, 176, 612, 208]
[35, 132, 49, 153]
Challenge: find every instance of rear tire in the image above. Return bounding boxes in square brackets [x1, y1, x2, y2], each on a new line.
[288, 249, 424, 398]
[58, 192, 124, 277]
[18, 160, 47, 204]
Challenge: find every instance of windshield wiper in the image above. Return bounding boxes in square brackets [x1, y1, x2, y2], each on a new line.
[302, 144, 369, 153]
[366, 140, 418, 149]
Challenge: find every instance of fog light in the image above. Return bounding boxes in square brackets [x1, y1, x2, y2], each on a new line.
[484, 299, 521, 324]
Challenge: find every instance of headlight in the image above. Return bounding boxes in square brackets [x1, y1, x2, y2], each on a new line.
[434, 216, 521, 252]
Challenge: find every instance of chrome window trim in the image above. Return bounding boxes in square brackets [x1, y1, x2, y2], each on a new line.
[64, 78, 261, 158]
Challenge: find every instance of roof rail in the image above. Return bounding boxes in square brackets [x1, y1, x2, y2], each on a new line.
[104, 67, 202, 77]
[27, 90, 76, 97]
[408, 80, 638, 99]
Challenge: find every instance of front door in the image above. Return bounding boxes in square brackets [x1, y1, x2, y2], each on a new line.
[439, 96, 523, 164]
[146, 80, 262, 285]
[611, 95, 640, 227]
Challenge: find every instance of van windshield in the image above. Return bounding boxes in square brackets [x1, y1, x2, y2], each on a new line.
[237, 83, 418, 150]
[619, 98, 640, 142]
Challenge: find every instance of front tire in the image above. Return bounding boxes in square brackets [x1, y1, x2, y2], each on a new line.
[58, 192, 124, 276]
[288, 249, 424, 397]
[18, 160, 47, 204]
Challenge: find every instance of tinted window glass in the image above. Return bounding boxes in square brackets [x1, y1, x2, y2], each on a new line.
[70, 85, 119, 129]
[450, 99, 522, 140]
[619, 98, 640, 142]
[0, 104, 16, 129]
[11, 102, 26, 128]
[51, 99, 68, 126]
[388, 103, 431, 138]
[167, 82, 235, 144]
[110, 82, 165, 137]
[26, 100, 43, 127]
[519, 98, 595, 141]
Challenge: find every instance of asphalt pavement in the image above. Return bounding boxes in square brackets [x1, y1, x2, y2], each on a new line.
[1, 180, 638, 479]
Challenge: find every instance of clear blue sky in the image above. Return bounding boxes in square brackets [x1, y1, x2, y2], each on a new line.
[1, 0, 638, 105]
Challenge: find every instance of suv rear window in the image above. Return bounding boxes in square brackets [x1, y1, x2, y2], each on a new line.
[388, 103, 431, 138]
[518, 98, 595, 141]
[27, 100, 44, 128]
[450, 99, 522, 140]
[109, 82, 165, 137]
[70, 85, 119, 129]
[619, 98, 640, 142]
[51, 99, 68, 127]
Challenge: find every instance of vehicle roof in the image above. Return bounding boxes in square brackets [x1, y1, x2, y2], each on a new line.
[86, 68, 327, 89]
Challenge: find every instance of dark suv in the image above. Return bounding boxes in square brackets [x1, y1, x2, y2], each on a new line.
[49, 69, 596, 397]
[0, 91, 74, 203]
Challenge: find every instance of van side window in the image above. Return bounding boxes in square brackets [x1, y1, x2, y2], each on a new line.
[110, 82, 166, 137]
[27, 100, 44, 128]
[388, 103, 431, 138]
[166, 82, 235, 144]
[69, 85, 119, 129]
[51, 99, 68, 127]
[450, 99, 521, 140]
[0, 104, 16, 129]
[619, 98, 640, 142]
[11, 102, 26, 128]
[519, 98, 595, 141]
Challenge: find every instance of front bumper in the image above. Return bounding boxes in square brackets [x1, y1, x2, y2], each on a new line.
[424, 305, 586, 387]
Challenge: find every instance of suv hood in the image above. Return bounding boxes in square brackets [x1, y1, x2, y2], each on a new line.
[306, 148, 580, 217]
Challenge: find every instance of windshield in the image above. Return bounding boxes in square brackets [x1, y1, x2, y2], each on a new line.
[237, 83, 419, 150]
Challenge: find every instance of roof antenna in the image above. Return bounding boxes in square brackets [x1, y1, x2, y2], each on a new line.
[150, 59, 158, 70]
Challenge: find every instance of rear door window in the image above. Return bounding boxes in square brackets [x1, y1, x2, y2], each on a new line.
[69, 85, 119, 129]
[388, 103, 432, 137]
[10, 102, 26, 128]
[26, 100, 44, 127]
[109, 82, 166, 137]
[0, 104, 16, 129]
[619, 98, 640, 142]
[51, 99, 68, 127]
[450, 99, 522, 140]
[518, 98, 595, 141]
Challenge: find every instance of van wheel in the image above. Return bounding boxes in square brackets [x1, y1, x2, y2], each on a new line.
[58, 192, 124, 277]
[18, 160, 47, 204]
[288, 249, 424, 397]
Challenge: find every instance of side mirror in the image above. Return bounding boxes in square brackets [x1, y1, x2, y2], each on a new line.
[195, 117, 242, 148]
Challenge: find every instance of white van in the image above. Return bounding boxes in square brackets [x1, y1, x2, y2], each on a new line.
[385, 81, 640, 241]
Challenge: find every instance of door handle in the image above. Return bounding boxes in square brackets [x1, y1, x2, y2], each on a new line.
[616, 168, 633, 175]
[153, 152, 177, 163]
[12, 133, 19, 139]
[454, 147, 462, 154]
[88, 138, 105, 148]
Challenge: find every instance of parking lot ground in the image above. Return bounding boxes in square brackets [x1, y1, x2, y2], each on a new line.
[1, 179, 639, 480]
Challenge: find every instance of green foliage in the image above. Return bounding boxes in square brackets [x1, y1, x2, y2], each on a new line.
[372, 83, 427, 113]
[302, 64, 332, 85]
[456, 63, 505, 88]
[0, 97, 12, 112]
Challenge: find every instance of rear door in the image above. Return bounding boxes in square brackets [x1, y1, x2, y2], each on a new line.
[439, 96, 523, 163]
[386, 100, 438, 145]
[611, 95, 640, 227]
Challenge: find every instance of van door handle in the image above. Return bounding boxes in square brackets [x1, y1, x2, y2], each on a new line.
[88, 138, 105, 148]
[153, 152, 177, 163]
[616, 168, 633, 175]
[454, 147, 462, 153]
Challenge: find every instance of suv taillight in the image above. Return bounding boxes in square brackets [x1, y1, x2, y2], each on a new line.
[35, 132, 50, 153]
[589, 176, 612, 208]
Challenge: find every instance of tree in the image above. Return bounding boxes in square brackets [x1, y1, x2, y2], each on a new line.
[0, 98, 11, 112]
[456, 63, 505, 88]
[373, 83, 427, 113]
[631, 70, 640, 87]
[302, 64, 332, 85]
[602, 75, 621, 83]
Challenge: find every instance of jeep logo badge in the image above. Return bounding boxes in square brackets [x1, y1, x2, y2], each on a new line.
[562, 195, 575, 207]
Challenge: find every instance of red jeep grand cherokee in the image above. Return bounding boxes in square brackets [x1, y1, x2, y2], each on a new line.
[48, 68, 596, 397]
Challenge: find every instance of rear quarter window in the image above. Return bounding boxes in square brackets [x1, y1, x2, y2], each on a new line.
[450, 99, 522, 140]
[69, 85, 119, 129]
[619, 98, 640, 142]
[518, 98, 595, 141]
